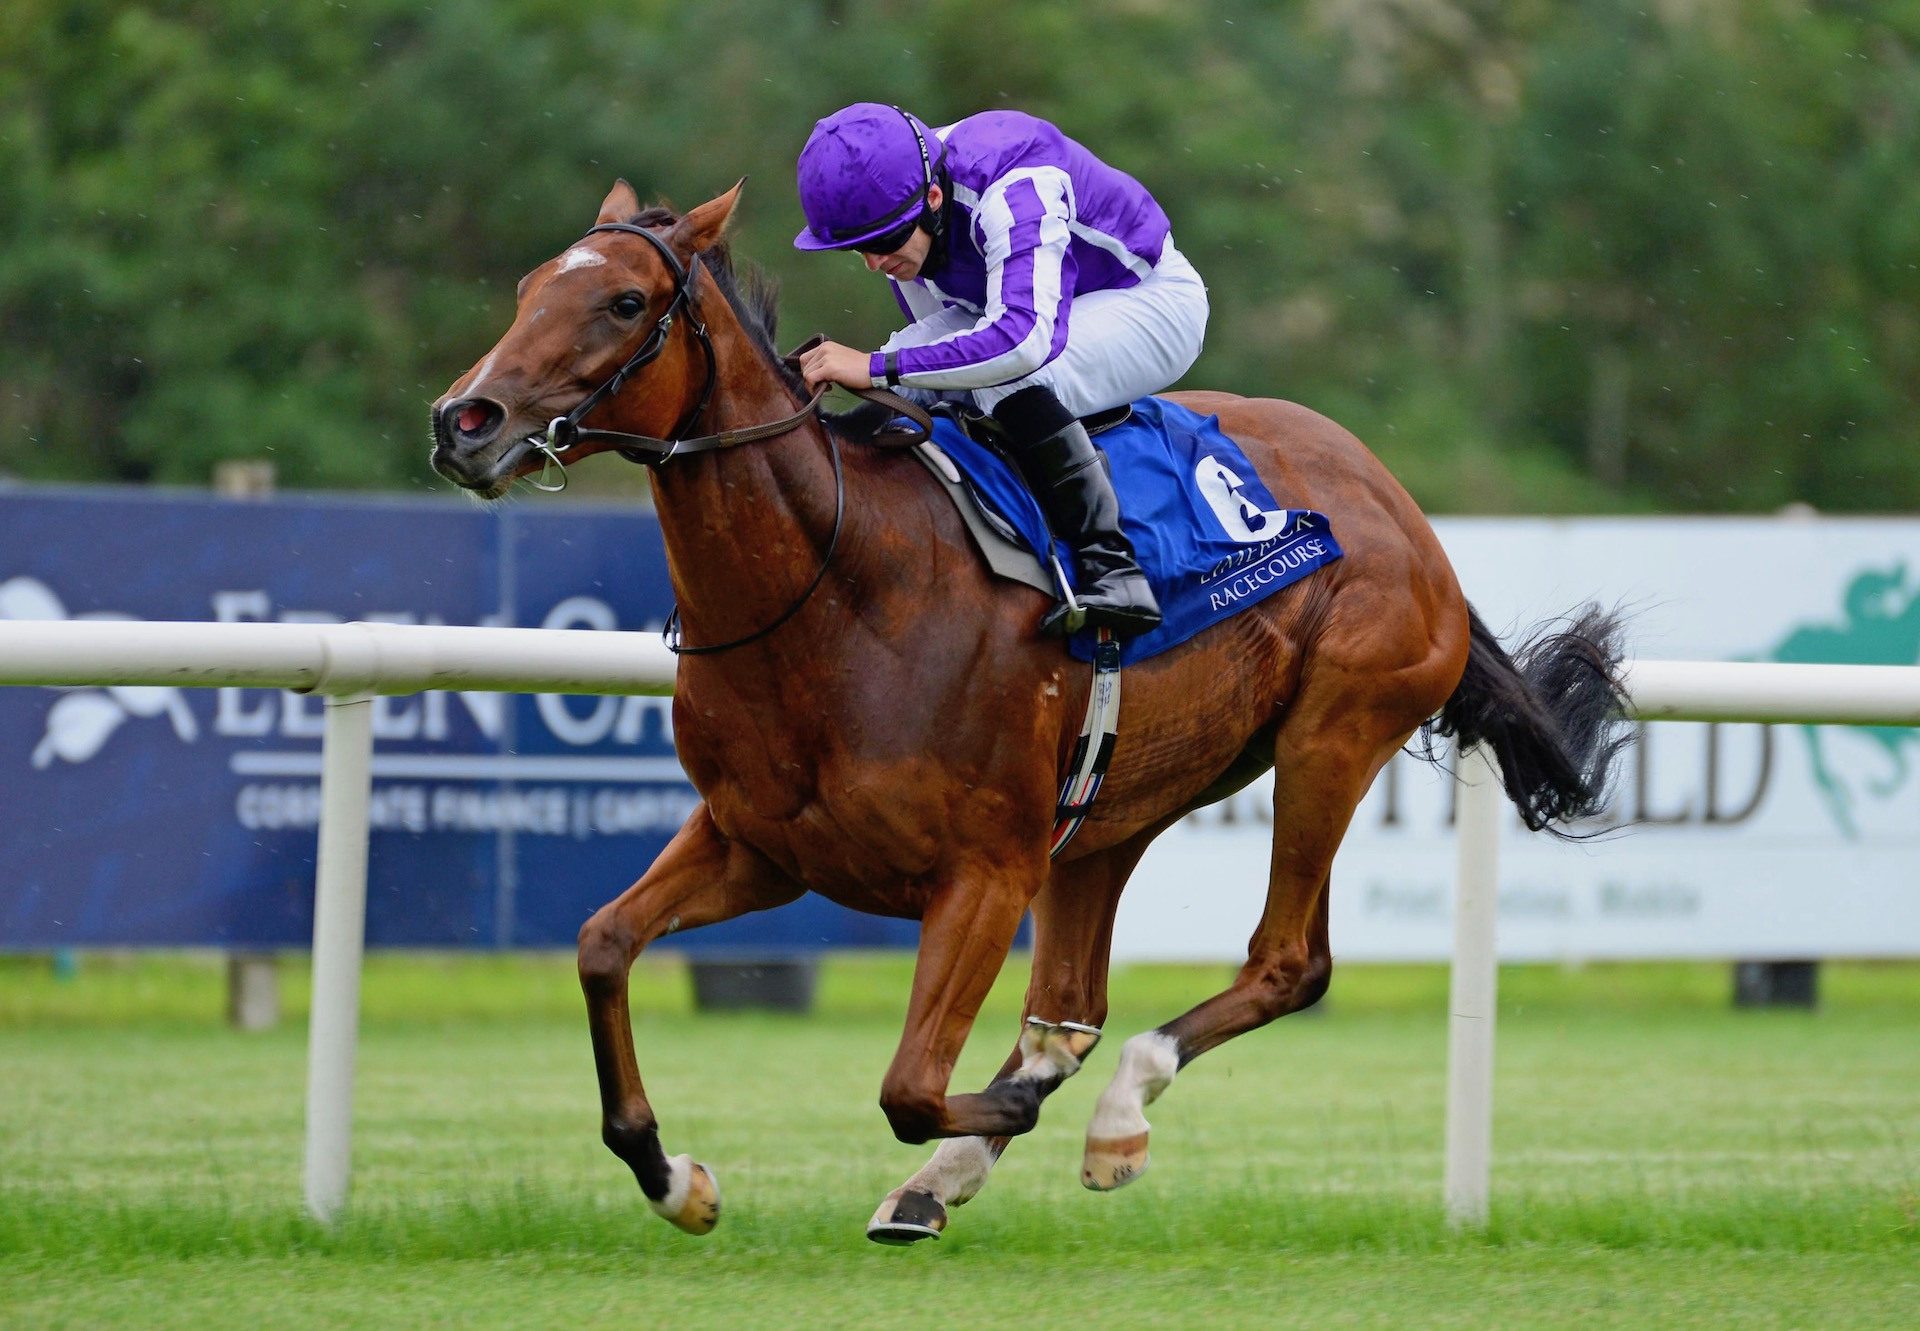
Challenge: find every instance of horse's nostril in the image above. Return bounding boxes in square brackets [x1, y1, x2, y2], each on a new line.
[439, 397, 505, 446]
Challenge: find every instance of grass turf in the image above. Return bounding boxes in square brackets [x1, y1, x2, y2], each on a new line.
[1, 954, 1915, 1328]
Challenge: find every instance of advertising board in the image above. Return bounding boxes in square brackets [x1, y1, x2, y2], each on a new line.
[0, 489, 914, 952]
[1120, 517, 1920, 960]
[6, 492, 1915, 960]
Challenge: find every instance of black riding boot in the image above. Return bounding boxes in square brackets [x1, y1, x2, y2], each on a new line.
[993, 387, 1162, 638]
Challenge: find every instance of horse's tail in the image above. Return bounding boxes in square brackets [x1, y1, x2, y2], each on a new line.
[1423, 602, 1633, 837]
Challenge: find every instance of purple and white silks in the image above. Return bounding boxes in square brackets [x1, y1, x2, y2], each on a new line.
[868, 111, 1208, 414]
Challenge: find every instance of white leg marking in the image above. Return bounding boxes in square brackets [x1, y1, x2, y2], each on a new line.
[1088, 1031, 1179, 1141]
[900, 1137, 998, 1208]
[1012, 1017, 1093, 1084]
[881, 1019, 1100, 1216]
[645, 1153, 695, 1221]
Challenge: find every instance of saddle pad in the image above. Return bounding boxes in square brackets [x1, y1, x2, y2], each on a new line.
[927, 396, 1344, 664]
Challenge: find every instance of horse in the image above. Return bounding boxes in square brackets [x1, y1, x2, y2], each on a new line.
[430, 180, 1631, 1243]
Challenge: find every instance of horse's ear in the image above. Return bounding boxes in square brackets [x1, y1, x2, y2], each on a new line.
[672, 178, 746, 256]
[596, 179, 642, 225]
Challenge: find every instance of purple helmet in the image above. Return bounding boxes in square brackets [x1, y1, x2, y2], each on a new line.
[793, 103, 944, 252]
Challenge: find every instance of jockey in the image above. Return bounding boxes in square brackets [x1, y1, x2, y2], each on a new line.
[792, 103, 1209, 638]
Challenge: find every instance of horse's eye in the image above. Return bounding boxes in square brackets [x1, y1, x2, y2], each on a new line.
[611, 294, 645, 320]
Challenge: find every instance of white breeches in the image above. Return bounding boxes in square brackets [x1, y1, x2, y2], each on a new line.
[880, 241, 1209, 419]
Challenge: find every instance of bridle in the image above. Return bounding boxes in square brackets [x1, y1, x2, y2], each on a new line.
[526, 221, 824, 489]
[521, 220, 928, 656]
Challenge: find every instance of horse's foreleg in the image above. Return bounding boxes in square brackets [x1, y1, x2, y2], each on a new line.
[577, 804, 802, 1235]
[866, 1020, 1097, 1244]
[1083, 722, 1394, 1191]
[874, 862, 1044, 1152]
[869, 840, 1143, 1242]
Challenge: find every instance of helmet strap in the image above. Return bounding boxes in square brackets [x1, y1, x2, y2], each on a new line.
[918, 166, 953, 269]
[921, 167, 951, 236]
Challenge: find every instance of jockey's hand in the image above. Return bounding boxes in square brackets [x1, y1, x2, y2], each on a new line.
[798, 340, 875, 392]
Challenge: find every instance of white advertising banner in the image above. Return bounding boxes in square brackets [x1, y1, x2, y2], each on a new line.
[1116, 517, 1920, 962]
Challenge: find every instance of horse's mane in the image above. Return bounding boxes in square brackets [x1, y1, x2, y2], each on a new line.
[628, 204, 892, 442]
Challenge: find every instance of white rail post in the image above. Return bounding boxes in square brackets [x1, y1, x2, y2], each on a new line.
[303, 694, 375, 1223]
[1444, 743, 1502, 1228]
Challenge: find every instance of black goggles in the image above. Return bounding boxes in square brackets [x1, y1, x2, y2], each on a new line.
[852, 214, 924, 256]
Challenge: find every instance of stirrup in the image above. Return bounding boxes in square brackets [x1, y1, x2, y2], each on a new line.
[1040, 566, 1161, 638]
[1043, 599, 1161, 638]
[1042, 551, 1087, 634]
[1040, 601, 1087, 636]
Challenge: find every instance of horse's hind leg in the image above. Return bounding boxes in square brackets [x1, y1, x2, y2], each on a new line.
[867, 838, 1144, 1243]
[577, 804, 802, 1234]
[1082, 714, 1401, 1191]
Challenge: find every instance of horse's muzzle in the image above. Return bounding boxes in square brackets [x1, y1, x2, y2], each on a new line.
[429, 397, 522, 494]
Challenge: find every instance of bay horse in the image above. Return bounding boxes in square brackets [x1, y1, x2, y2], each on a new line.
[430, 181, 1629, 1243]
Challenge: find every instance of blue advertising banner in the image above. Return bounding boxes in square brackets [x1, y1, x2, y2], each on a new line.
[0, 487, 919, 953]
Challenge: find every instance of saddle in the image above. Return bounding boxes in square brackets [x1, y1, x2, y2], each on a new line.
[907, 405, 1136, 600]
[848, 382, 1345, 671]
[835, 388, 1060, 597]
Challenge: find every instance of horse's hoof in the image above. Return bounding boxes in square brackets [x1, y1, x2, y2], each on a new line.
[1081, 1132, 1150, 1191]
[865, 1188, 947, 1245]
[647, 1155, 721, 1235]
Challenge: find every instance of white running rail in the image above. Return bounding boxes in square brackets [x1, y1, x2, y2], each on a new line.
[0, 619, 678, 697]
[1444, 657, 1920, 1227]
[1, 619, 675, 1222]
[4, 622, 1917, 1226]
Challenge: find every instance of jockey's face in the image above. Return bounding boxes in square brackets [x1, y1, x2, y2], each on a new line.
[861, 184, 943, 281]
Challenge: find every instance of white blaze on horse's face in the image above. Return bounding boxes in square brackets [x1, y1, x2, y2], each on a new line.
[462, 349, 503, 401]
[556, 247, 608, 276]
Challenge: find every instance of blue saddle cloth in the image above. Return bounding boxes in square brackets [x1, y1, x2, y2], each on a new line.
[927, 395, 1343, 664]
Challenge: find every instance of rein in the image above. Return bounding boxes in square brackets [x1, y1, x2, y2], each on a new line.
[522, 220, 930, 656]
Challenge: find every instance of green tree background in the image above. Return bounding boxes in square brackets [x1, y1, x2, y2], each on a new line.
[2, 0, 1915, 512]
